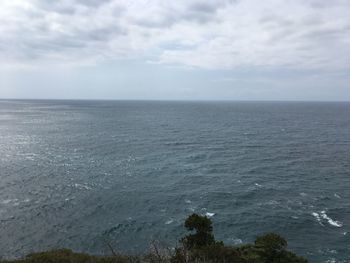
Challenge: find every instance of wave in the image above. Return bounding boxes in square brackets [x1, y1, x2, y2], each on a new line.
[71, 183, 92, 190]
[320, 211, 343, 227]
[205, 212, 215, 218]
[312, 212, 324, 226]
[334, 193, 341, 199]
[1, 199, 30, 206]
[312, 211, 343, 227]
[165, 219, 174, 225]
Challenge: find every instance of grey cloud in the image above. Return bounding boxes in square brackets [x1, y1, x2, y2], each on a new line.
[259, 15, 295, 28]
[134, 15, 177, 29]
[7, 36, 86, 62]
[77, 25, 126, 42]
[0, 0, 127, 65]
[74, 0, 112, 7]
[181, 10, 218, 24]
[302, 26, 350, 40]
[35, 0, 112, 14]
[34, 1, 78, 14]
[134, 0, 233, 29]
[173, 0, 231, 24]
[307, 0, 350, 9]
[1, 0, 350, 70]
[12, 25, 125, 62]
[188, 2, 219, 14]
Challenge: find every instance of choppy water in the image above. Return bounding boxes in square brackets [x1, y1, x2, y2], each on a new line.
[0, 100, 349, 262]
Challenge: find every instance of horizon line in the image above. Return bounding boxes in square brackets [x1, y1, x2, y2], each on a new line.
[1, 98, 350, 103]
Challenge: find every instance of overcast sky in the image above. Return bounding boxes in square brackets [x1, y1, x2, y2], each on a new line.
[0, 0, 350, 100]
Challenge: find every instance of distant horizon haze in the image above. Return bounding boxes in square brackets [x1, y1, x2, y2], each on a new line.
[1, 98, 350, 103]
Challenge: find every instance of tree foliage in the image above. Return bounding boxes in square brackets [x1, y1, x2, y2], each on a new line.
[1, 214, 309, 263]
[255, 233, 288, 261]
[172, 214, 308, 263]
[181, 213, 216, 249]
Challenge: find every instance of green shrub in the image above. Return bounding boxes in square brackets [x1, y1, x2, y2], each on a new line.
[0, 249, 137, 263]
[255, 233, 287, 261]
[171, 214, 308, 263]
[0, 214, 309, 263]
[181, 213, 216, 250]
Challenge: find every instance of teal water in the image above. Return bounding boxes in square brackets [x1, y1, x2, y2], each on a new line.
[0, 100, 349, 262]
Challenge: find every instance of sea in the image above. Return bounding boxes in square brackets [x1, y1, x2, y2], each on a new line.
[0, 100, 349, 262]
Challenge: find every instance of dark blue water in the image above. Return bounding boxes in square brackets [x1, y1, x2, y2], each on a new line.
[0, 100, 349, 262]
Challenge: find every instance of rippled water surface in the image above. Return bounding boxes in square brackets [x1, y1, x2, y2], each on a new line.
[0, 100, 349, 262]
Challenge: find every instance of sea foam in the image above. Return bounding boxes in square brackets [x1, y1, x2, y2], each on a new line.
[320, 211, 343, 227]
[205, 212, 215, 218]
[312, 211, 343, 227]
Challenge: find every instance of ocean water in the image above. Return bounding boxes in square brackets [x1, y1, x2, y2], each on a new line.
[0, 100, 349, 262]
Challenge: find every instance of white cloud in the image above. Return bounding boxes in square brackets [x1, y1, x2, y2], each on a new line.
[0, 0, 350, 70]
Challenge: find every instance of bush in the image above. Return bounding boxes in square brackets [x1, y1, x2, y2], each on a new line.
[0, 214, 308, 263]
[181, 213, 216, 250]
[171, 214, 308, 263]
[255, 233, 287, 261]
[0, 249, 139, 263]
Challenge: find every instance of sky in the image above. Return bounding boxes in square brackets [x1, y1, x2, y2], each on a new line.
[0, 0, 350, 101]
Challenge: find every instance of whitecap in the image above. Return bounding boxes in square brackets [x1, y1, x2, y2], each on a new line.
[312, 212, 324, 226]
[165, 219, 174, 225]
[320, 211, 343, 227]
[205, 212, 215, 218]
[299, 192, 307, 197]
[1, 199, 19, 205]
[1, 199, 15, 205]
[73, 183, 92, 190]
[266, 200, 279, 205]
[254, 183, 262, 187]
[328, 249, 338, 254]
[334, 193, 341, 199]
[185, 200, 192, 204]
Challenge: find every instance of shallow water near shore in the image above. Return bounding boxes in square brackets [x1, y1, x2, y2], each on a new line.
[0, 100, 349, 262]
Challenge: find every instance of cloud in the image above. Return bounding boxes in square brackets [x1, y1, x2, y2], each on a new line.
[0, 0, 349, 71]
